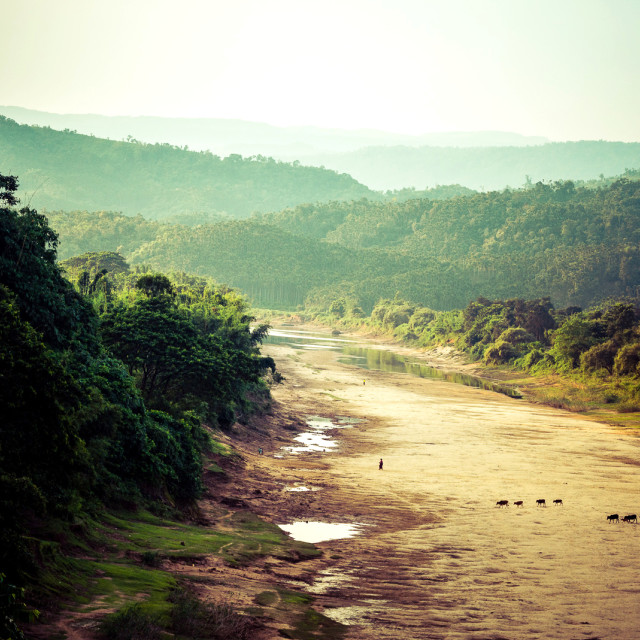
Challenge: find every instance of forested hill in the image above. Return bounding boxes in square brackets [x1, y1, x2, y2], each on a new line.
[0, 116, 376, 219]
[45, 175, 640, 313]
[308, 141, 640, 191]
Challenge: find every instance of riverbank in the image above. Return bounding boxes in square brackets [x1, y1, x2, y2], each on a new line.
[28, 325, 640, 639]
[247, 335, 640, 639]
[265, 315, 640, 430]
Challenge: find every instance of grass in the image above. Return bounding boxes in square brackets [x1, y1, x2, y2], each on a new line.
[99, 603, 163, 640]
[88, 562, 176, 615]
[98, 509, 320, 567]
[26, 504, 323, 640]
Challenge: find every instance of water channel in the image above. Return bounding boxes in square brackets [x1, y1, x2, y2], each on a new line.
[265, 327, 521, 397]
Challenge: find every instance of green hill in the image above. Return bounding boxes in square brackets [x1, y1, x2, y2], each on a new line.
[44, 172, 640, 313]
[0, 116, 376, 219]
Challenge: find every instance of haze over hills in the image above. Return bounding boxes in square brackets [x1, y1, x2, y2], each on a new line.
[0, 116, 375, 218]
[45, 173, 640, 313]
[0, 106, 549, 159]
[306, 142, 640, 191]
[3, 106, 640, 194]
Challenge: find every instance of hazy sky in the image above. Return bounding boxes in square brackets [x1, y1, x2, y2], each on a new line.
[3, 0, 639, 141]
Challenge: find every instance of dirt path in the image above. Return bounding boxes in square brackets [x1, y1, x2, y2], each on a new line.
[248, 336, 640, 640]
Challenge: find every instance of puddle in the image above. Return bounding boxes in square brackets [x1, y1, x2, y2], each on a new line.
[307, 567, 355, 594]
[280, 415, 355, 455]
[278, 521, 364, 543]
[284, 485, 319, 492]
[282, 432, 338, 454]
[322, 605, 375, 625]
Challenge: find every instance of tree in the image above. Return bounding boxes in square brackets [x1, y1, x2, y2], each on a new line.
[613, 343, 640, 376]
[550, 315, 598, 369]
[581, 340, 618, 374]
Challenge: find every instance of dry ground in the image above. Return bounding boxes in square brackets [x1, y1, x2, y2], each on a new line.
[239, 334, 640, 640]
[31, 329, 640, 639]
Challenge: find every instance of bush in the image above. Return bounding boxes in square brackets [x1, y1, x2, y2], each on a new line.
[581, 340, 618, 374]
[613, 343, 640, 377]
[483, 340, 516, 364]
[616, 401, 640, 413]
[99, 604, 162, 640]
[497, 327, 535, 345]
[170, 588, 254, 639]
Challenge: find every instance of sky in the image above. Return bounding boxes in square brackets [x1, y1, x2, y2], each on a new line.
[2, 0, 640, 141]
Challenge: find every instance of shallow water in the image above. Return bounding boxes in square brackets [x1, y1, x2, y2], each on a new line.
[280, 415, 354, 455]
[278, 521, 363, 543]
[266, 327, 521, 397]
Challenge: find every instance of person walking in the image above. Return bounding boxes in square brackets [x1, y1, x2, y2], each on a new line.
[379, 458, 383, 470]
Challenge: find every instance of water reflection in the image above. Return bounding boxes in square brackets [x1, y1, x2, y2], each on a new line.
[339, 347, 522, 398]
[266, 329, 354, 350]
[280, 415, 354, 455]
[278, 521, 363, 543]
[265, 328, 521, 398]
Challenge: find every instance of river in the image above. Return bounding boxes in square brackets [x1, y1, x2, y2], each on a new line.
[260, 325, 640, 640]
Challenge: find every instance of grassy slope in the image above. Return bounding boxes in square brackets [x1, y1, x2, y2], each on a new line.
[23, 436, 346, 640]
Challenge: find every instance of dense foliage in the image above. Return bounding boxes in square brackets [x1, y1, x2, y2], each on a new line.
[0, 116, 376, 219]
[0, 176, 274, 597]
[344, 296, 640, 409]
[44, 174, 640, 313]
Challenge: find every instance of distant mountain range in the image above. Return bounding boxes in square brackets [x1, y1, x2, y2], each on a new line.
[309, 141, 640, 191]
[0, 106, 548, 159]
[2, 108, 640, 209]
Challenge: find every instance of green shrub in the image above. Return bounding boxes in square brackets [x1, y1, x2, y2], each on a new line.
[99, 604, 162, 640]
[581, 340, 618, 374]
[483, 340, 516, 364]
[613, 343, 640, 377]
[169, 588, 254, 639]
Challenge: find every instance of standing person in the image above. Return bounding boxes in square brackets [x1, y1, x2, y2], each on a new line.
[379, 458, 383, 470]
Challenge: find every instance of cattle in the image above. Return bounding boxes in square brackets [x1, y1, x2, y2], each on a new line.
[496, 500, 509, 507]
[622, 514, 637, 523]
[514, 500, 524, 507]
[607, 514, 619, 523]
[553, 499, 563, 506]
[536, 499, 546, 507]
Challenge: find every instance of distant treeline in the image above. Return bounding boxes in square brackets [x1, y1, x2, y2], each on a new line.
[45, 173, 640, 312]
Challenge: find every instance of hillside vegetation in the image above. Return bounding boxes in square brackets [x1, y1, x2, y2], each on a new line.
[0, 174, 283, 637]
[45, 173, 640, 313]
[0, 116, 375, 219]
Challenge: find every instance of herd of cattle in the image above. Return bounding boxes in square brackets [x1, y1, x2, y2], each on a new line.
[607, 513, 637, 523]
[495, 499, 637, 523]
[495, 499, 562, 508]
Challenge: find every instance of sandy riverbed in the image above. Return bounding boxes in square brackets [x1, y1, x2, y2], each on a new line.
[246, 335, 640, 640]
